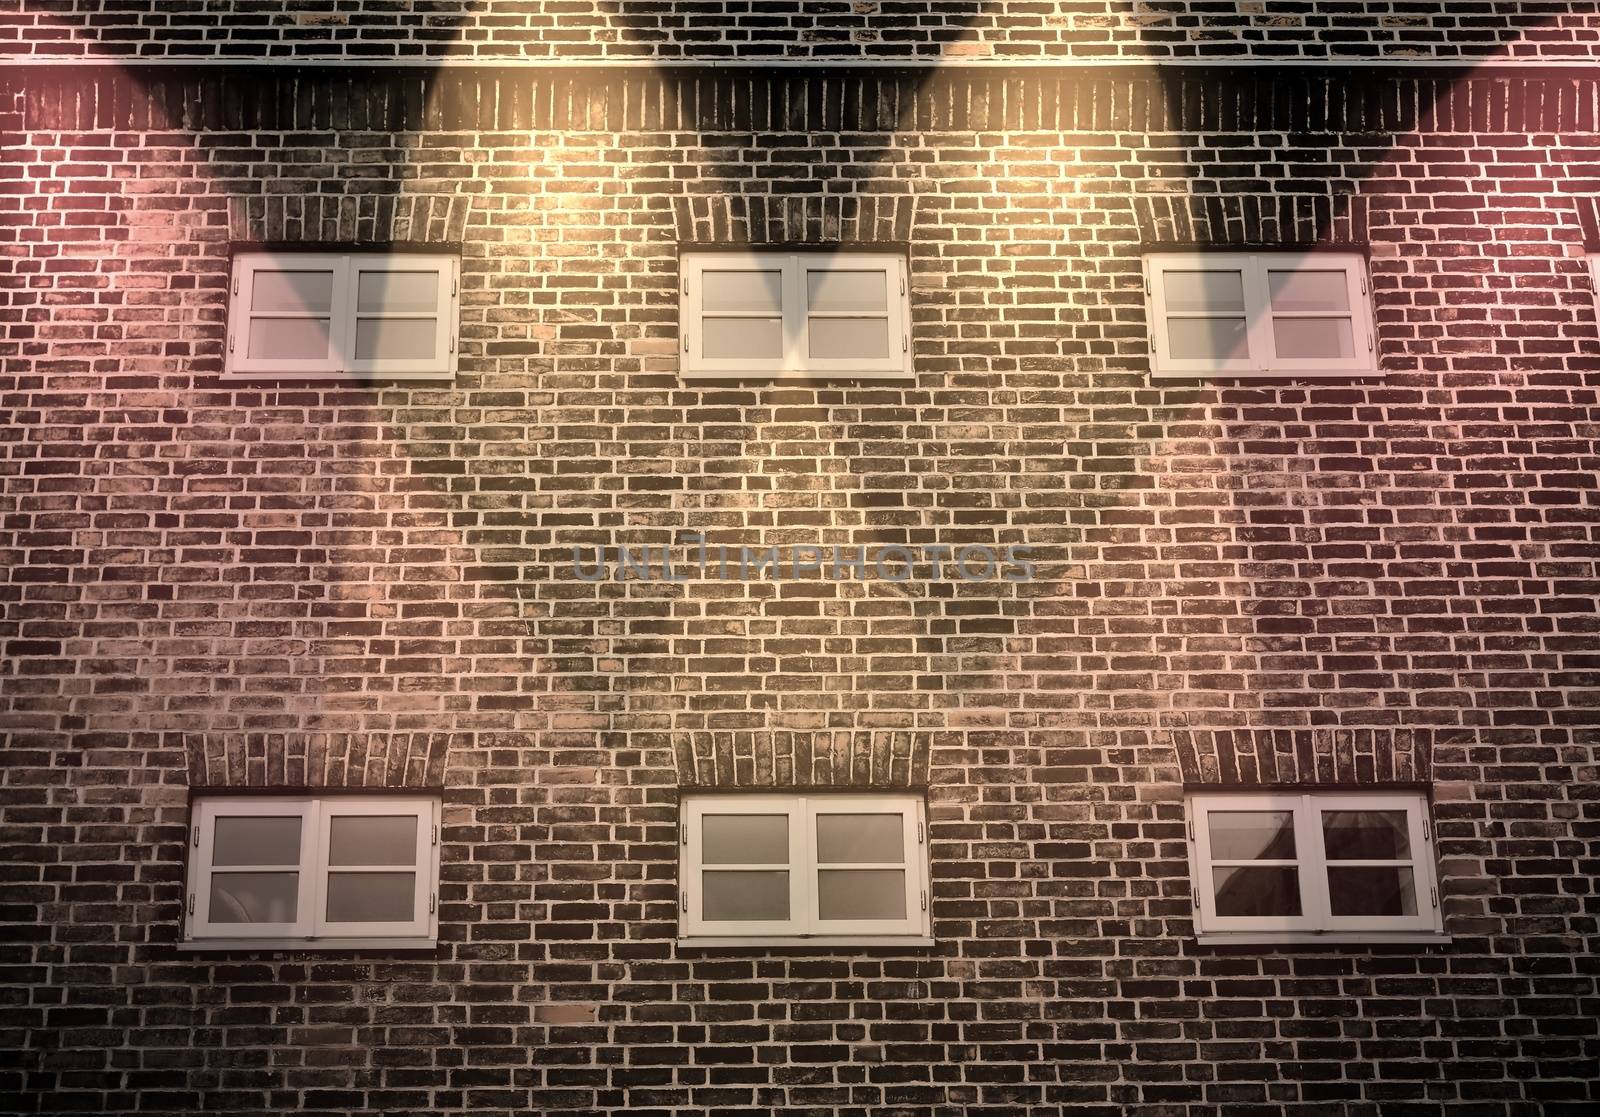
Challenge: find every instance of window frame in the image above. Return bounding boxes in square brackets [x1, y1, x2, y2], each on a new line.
[183, 793, 439, 951]
[679, 250, 913, 381]
[225, 251, 459, 381]
[1187, 789, 1445, 945]
[1144, 251, 1377, 379]
[679, 792, 931, 946]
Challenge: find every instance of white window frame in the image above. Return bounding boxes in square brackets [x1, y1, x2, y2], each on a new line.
[1144, 251, 1377, 379]
[679, 251, 912, 381]
[679, 792, 931, 946]
[1187, 790, 1445, 945]
[183, 794, 439, 950]
[225, 252, 459, 381]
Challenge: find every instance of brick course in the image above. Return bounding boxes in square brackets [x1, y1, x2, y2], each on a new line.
[1, 62, 1598, 1115]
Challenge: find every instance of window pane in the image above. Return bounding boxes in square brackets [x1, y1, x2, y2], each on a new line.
[247, 317, 332, 360]
[702, 870, 789, 921]
[1322, 810, 1411, 861]
[703, 317, 783, 359]
[357, 269, 439, 314]
[209, 872, 298, 923]
[1208, 811, 1296, 860]
[1167, 317, 1249, 361]
[1213, 865, 1302, 917]
[328, 815, 418, 867]
[1269, 269, 1351, 312]
[212, 816, 301, 866]
[325, 872, 416, 923]
[702, 270, 782, 314]
[816, 814, 904, 864]
[1272, 317, 1355, 359]
[251, 270, 334, 313]
[1163, 269, 1245, 313]
[1327, 866, 1417, 917]
[817, 869, 907, 920]
[702, 814, 788, 865]
[354, 317, 438, 360]
[807, 269, 888, 313]
[807, 317, 888, 360]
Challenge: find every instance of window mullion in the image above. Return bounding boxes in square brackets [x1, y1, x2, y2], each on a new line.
[783, 256, 805, 373]
[1297, 795, 1331, 929]
[795, 797, 816, 935]
[305, 800, 328, 940]
[333, 257, 356, 374]
[1243, 255, 1273, 371]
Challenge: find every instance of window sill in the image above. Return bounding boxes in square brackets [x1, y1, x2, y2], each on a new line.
[1195, 932, 1451, 947]
[677, 935, 936, 949]
[1150, 368, 1382, 381]
[178, 937, 437, 952]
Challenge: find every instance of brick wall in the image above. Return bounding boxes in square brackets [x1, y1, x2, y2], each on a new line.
[4, 2, 1600, 61]
[1, 65, 1598, 1114]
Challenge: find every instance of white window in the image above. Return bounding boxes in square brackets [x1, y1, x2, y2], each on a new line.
[1187, 790, 1444, 945]
[226, 252, 458, 380]
[679, 793, 931, 945]
[679, 251, 912, 380]
[1144, 251, 1376, 378]
[183, 794, 439, 949]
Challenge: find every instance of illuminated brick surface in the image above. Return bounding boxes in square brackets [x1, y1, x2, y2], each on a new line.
[1, 58, 1597, 1117]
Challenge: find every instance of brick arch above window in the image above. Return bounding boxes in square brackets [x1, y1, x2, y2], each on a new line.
[1132, 192, 1370, 250]
[1164, 726, 1432, 787]
[184, 731, 459, 789]
[673, 193, 920, 247]
[673, 729, 928, 790]
[226, 193, 473, 246]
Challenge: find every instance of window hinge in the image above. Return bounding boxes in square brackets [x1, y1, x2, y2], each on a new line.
[682, 277, 688, 297]
[902, 333, 908, 353]
[192, 826, 199, 848]
[232, 274, 239, 297]
[228, 334, 235, 354]
[450, 333, 456, 354]
[1360, 274, 1368, 295]
[187, 893, 195, 916]
[1422, 818, 1430, 841]
[681, 891, 688, 913]
[429, 892, 436, 914]
[431, 824, 437, 846]
[917, 820, 924, 844]
[1367, 332, 1374, 352]
[1430, 886, 1438, 910]
[920, 889, 927, 912]
[680, 822, 687, 845]
[900, 274, 906, 296]
[1186, 818, 1194, 842]
[451, 275, 458, 296]
[682, 334, 689, 353]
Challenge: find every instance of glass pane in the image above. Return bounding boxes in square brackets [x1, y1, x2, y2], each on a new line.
[807, 318, 888, 360]
[703, 317, 783, 359]
[1322, 810, 1411, 861]
[328, 815, 418, 867]
[702, 814, 788, 865]
[357, 269, 439, 314]
[702, 870, 789, 921]
[807, 268, 888, 313]
[251, 269, 334, 313]
[702, 270, 782, 313]
[1208, 811, 1296, 861]
[325, 872, 416, 923]
[1213, 865, 1301, 918]
[1167, 317, 1249, 362]
[212, 816, 301, 866]
[817, 869, 907, 920]
[1327, 866, 1417, 917]
[1269, 269, 1351, 312]
[247, 317, 332, 360]
[1272, 317, 1355, 360]
[354, 317, 438, 361]
[816, 814, 904, 864]
[1163, 269, 1245, 313]
[209, 872, 298, 924]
